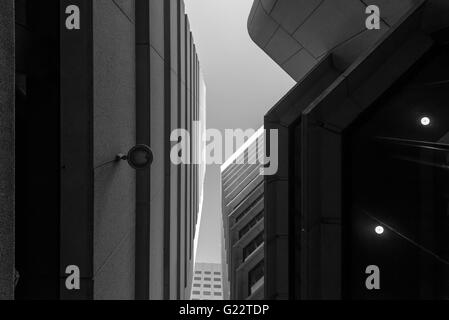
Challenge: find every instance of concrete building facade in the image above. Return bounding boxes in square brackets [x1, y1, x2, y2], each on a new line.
[221, 128, 265, 300]
[0, 0, 205, 300]
[191, 263, 224, 300]
[249, 0, 449, 299]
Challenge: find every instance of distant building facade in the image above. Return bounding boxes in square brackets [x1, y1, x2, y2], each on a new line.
[221, 128, 265, 300]
[191, 263, 224, 300]
[0, 0, 205, 300]
[249, 0, 449, 299]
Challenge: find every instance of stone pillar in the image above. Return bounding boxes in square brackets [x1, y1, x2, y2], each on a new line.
[0, 0, 15, 300]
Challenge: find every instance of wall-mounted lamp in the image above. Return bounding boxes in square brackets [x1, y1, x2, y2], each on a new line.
[117, 144, 154, 170]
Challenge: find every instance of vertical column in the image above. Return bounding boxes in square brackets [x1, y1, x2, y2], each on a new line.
[178, 0, 187, 299]
[135, 0, 151, 300]
[149, 0, 166, 300]
[168, 0, 180, 300]
[185, 20, 192, 296]
[163, 0, 172, 300]
[60, 0, 94, 300]
[0, 0, 15, 300]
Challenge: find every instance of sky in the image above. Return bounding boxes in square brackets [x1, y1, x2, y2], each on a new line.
[184, 0, 295, 263]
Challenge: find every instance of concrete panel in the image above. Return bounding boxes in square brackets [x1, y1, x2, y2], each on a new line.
[93, 0, 136, 298]
[348, 33, 433, 111]
[293, 0, 366, 58]
[281, 49, 317, 81]
[332, 24, 389, 71]
[94, 164, 135, 273]
[248, 2, 279, 48]
[361, 0, 420, 26]
[0, 0, 14, 300]
[150, 0, 165, 57]
[149, 189, 165, 299]
[94, 231, 135, 300]
[150, 48, 166, 201]
[170, 0, 179, 75]
[261, 0, 277, 13]
[170, 71, 179, 299]
[271, 0, 322, 34]
[265, 27, 302, 66]
[93, 0, 136, 167]
[112, 0, 135, 23]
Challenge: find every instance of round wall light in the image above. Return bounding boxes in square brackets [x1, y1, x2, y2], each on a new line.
[420, 116, 431, 127]
[127, 144, 154, 170]
[117, 144, 154, 170]
[375, 226, 384, 235]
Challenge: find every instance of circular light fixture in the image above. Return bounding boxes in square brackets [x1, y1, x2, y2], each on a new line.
[118, 144, 153, 170]
[375, 226, 384, 235]
[420, 116, 431, 126]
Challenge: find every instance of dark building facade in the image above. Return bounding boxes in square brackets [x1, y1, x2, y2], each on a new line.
[249, 0, 449, 299]
[0, 0, 205, 300]
[221, 129, 265, 300]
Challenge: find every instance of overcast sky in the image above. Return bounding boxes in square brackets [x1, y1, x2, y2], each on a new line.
[184, 0, 295, 263]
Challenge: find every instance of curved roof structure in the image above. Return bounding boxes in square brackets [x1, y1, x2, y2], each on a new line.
[248, 0, 449, 81]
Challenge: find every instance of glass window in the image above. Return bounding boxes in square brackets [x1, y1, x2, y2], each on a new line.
[194, 277, 201, 281]
[192, 291, 201, 295]
[203, 284, 211, 288]
[204, 277, 211, 281]
[203, 291, 211, 296]
[193, 283, 200, 287]
[195, 271, 201, 274]
[214, 278, 221, 282]
[242, 232, 264, 261]
[239, 211, 264, 239]
[214, 285, 221, 289]
[204, 271, 211, 275]
[214, 272, 221, 275]
[214, 292, 222, 296]
[248, 260, 264, 295]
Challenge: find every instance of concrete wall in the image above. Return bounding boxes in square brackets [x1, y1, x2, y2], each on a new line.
[261, 2, 433, 299]
[248, 0, 422, 81]
[148, 0, 166, 300]
[0, 0, 14, 300]
[146, 0, 204, 300]
[92, 0, 136, 300]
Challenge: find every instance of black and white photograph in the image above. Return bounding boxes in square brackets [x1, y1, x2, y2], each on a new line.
[1, 0, 449, 312]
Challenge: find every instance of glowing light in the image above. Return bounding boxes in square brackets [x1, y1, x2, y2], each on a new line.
[420, 117, 431, 126]
[375, 226, 384, 235]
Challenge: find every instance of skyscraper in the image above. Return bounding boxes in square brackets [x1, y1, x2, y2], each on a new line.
[221, 128, 265, 300]
[248, 0, 449, 299]
[0, 0, 205, 300]
[191, 263, 224, 300]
